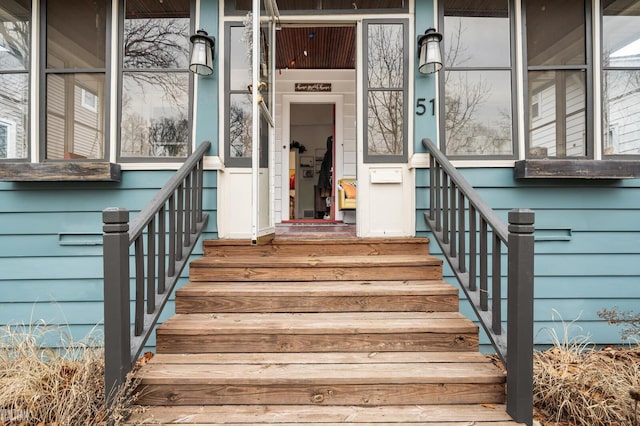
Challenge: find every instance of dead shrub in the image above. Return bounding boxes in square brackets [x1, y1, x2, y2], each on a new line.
[0, 321, 139, 425]
[533, 312, 640, 425]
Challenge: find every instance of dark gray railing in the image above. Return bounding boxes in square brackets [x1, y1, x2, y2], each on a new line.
[422, 139, 534, 426]
[102, 141, 211, 401]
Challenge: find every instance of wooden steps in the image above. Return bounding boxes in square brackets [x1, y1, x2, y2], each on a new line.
[175, 280, 459, 313]
[202, 237, 431, 257]
[129, 404, 520, 425]
[189, 254, 442, 282]
[156, 312, 478, 353]
[134, 352, 504, 406]
[127, 237, 521, 425]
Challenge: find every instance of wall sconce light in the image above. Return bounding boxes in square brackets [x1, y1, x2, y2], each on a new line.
[189, 29, 216, 76]
[417, 28, 443, 75]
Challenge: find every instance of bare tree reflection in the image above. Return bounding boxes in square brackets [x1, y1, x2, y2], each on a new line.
[0, 21, 28, 69]
[149, 116, 189, 156]
[124, 18, 189, 68]
[229, 102, 252, 157]
[367, 24, 404, 156]
[444, 20, 488, 154]
[120, 14, 190, 157]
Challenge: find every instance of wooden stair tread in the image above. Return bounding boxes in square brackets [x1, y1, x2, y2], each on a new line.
[147, 351, 491, 365]
[177, 280, 458, 297]
[125, 404, 522, 424]
[137, 362, 505, 385]
[157, 312, 477, 335]
[190, 254, 442, 268]
[204, 237, 431, 246]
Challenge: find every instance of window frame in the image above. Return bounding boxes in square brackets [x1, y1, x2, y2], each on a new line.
[522, 0, 594, 159]
[437, 0, 518, 160]
[39, 0, 112, 162]
[116, 0, 196, 163]
[224, 21, 252, 168]
[362, 18, 409, 163]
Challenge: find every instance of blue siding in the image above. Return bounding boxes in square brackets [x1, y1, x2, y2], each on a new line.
[416, 167, 640, 347]
[414, 0, 438, 153]
[0, 170, 218, 346]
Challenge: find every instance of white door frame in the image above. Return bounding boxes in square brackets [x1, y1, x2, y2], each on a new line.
[280, 94, 345, 223]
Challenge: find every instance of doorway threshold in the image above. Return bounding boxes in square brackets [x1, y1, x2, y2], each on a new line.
[276, 222, 356, 239]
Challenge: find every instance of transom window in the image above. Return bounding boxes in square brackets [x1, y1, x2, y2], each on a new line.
[225, 0, 406, 13]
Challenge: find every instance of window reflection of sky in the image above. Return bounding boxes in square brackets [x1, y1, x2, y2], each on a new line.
[230, 26, 251, 91]
[611, 38, 640, 58]
[444, 17, 510, 68]
[604, 15, 640, 67]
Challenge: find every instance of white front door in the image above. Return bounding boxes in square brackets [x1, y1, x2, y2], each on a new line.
[250, 0, 277, 243]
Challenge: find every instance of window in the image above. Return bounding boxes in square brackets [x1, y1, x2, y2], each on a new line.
[0, 0, 30, 160]
[42, 0, 108, 160]
[363, 19, 408, 163]
[441, 0, 514, 158]
[602, 0, 640, 156]
[223, 22, 270, 168]
[525, 0, 590, 159]
[224, 23, 252, 167]
[81, 88, 98, 113]
[119, 0, 193, 160]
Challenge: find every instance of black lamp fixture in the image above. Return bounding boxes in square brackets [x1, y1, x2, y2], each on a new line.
[417, 28, 443, 75]
[189, 29, 216, 76]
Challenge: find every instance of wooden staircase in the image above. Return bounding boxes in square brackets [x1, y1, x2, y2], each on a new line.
[127, 238, 522, 425]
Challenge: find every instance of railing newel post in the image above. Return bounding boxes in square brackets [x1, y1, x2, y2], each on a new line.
[507, 208, 535, 426]
[102, 207, 131, 405]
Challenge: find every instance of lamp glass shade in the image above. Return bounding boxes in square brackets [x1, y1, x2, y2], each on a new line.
[189, 31, 214, 76]
[418, 31, 443, 74]
[189, 38, 213, 75]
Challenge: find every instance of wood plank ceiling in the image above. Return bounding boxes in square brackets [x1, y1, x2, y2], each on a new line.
[276, 26, 356, 70]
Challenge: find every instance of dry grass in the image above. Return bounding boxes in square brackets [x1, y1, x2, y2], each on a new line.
[0, 321, 139, 425]
[533, 314, 640, 425]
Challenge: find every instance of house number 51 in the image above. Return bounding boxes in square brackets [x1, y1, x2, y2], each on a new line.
[416, 98, 435, 116]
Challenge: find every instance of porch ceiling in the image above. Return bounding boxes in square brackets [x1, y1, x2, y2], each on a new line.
[276, 26, 356, 70]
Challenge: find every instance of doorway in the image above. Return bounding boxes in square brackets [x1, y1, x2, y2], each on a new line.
[275, 25, 356, 226]
[288, 103, 335, 221]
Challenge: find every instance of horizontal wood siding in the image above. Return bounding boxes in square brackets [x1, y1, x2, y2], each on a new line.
[416, 167, 640, 348]
[0, 170, 218, 348]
